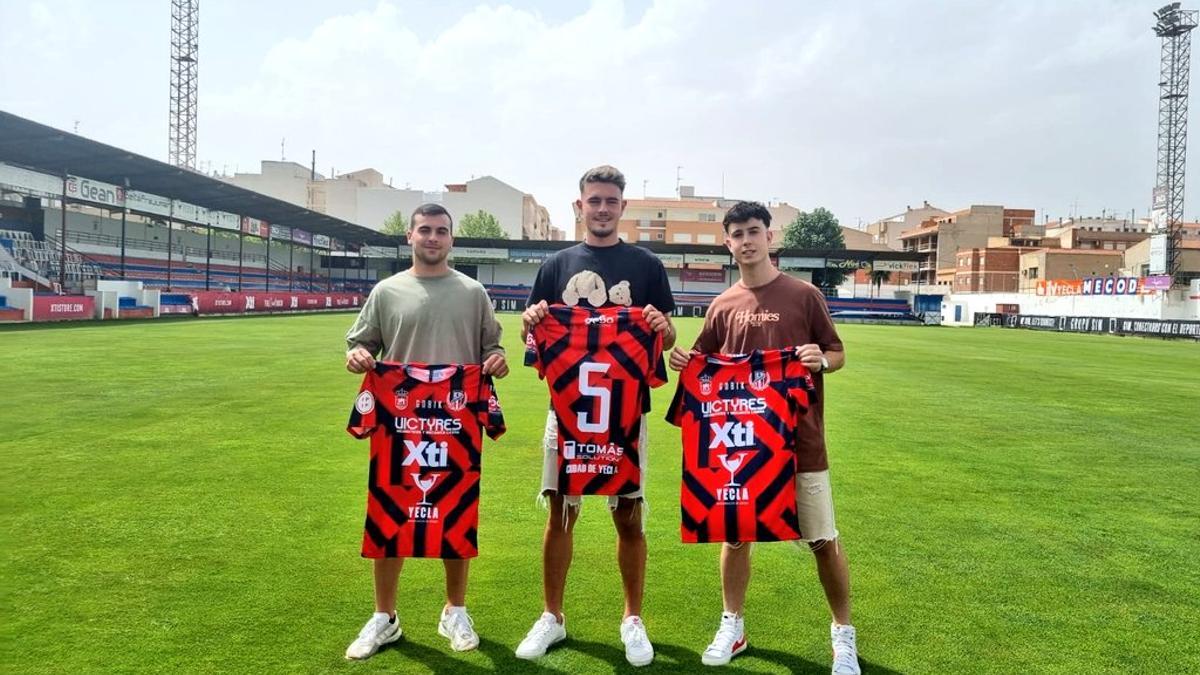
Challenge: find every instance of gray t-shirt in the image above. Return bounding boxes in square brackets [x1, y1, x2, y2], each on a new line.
[345, 269, 503, 364]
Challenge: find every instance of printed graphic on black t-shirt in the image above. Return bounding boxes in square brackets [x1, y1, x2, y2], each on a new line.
[527, 242, 675, 312]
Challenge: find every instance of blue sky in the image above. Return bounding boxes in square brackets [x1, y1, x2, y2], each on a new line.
[0, 0, 1190, 232]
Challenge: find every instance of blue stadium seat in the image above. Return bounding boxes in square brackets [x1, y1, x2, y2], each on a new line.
[160, 293, 193, 306]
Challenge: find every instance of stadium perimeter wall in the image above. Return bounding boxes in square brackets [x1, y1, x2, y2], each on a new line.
[941, 290, 1200, 326]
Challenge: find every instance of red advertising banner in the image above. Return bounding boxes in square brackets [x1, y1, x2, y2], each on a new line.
[192, 291, 245, 314]
[32, 295, 94, 321]
[329, 294, 361, 308]
[681, 268, 726, 283]
[190, 291, 362, 315]
[253, 292, 292, 311]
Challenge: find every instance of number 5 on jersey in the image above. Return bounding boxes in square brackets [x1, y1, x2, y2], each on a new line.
[577, 362, 612, 433]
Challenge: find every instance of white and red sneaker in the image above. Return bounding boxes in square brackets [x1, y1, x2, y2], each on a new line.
[702, 612, 748, 666]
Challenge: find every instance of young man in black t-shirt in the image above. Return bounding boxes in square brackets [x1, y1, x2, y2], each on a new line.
[514, 165, 676, 667]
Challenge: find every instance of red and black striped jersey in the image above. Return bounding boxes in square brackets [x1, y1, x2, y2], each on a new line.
[666, 349, 815, 543]
[525, 305, 667, 496]
[347, 362, 505, 559]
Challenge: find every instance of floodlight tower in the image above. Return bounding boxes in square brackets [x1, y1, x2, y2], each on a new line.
[1152, 2, 1197, 282]
[169, 0, 199, 169]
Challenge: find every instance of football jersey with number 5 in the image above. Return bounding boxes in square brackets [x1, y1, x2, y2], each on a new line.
[525, 305, 666, 495]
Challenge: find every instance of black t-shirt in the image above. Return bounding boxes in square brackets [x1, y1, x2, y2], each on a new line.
[527, 241, 676, 312]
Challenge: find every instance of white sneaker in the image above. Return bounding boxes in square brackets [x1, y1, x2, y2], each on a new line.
[438, 606, 479, 652]
[620, 615, 654, 667]
[344, 612, 401, 660]
[702, 612, 748, 666]
[831, 623, 861, 675]
[515, 611, 566, 659]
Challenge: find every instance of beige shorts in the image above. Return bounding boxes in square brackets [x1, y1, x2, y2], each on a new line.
[794, 469, 839, 545]
[540, 409, 649, 509]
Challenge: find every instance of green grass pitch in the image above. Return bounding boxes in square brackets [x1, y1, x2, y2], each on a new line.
[2, 313, 1197, 673]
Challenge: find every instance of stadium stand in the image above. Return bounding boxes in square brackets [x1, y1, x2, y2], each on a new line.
[80, 253, 370, 292]
[825, 297, 920, 323]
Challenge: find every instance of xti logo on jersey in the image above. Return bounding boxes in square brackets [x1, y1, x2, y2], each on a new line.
[347, 362, 505, 559]
[667, 349, 815, 543]
[525, 305, 666, 496]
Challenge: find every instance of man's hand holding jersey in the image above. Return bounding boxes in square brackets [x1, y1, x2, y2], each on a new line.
[643, 304, 676, 349]
[345, 346, 376, 374]
[482, 352, 509, 378]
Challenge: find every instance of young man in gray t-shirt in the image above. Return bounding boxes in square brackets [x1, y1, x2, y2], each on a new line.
[342, 204, 508, 660]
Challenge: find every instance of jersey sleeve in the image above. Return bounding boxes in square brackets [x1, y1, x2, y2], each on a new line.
[347, 371, 379, 439]
[523, 328, 546, 378]
[479, 375, 507, 440]
[648, 329, 668, 388]
[665, 377, 687, 427]
[785, 358, 817, 414]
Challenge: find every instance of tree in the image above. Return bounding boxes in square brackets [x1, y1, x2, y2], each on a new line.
[381, 211, 408, 236]
[781, 207, 847, 290]
[869, 270, 891, 297]
[457, 210, 506, 239]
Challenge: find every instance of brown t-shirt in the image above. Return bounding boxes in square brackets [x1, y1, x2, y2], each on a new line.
[693, 272, 844, 472]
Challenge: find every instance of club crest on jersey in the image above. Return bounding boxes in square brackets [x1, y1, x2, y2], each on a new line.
[749, 370, 770, 392]
[446, 390, 467, 412]
[698, 374, 713, 396]
[394, 388, 409, 410]
[355, 391, 375, 414]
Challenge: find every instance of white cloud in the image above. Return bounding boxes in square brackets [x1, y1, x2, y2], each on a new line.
[4, 0, 1191, 231]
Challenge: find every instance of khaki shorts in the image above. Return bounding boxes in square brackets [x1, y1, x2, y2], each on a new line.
[540, 409, 648, 509]
[794, 470, 839, 545]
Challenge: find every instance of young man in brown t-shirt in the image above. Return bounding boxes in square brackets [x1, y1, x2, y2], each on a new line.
[668, 201, 860, 674]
